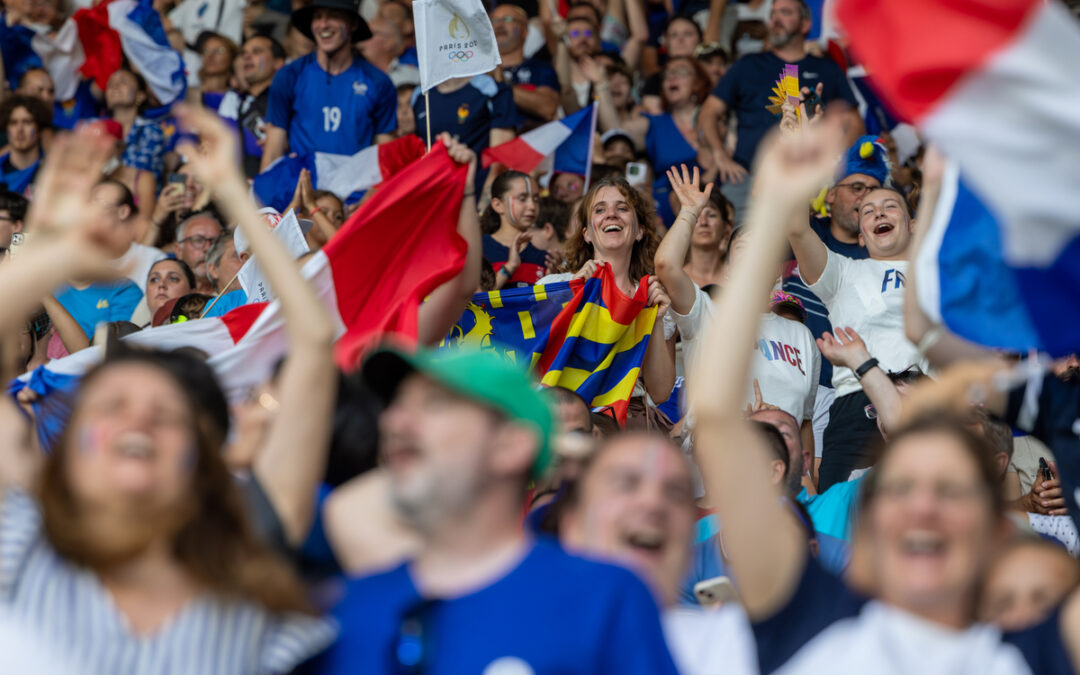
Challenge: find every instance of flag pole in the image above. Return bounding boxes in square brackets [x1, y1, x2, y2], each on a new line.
[200, 267, 243, 317]
[425, 91, 432, 151]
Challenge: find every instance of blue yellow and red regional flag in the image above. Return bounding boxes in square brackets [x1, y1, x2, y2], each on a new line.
[441, 263, 658, 423]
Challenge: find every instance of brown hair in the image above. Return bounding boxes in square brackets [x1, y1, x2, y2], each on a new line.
[564, 176, 660, 284]
[662, 57, 711, 111]
[858, 412, 1006, 518]
[38, 350, 316, 615]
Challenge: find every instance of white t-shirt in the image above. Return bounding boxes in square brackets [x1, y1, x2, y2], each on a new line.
[672, 286, 820, 422]
[808, 250, 924, 398]
[663, 606, 758, 675]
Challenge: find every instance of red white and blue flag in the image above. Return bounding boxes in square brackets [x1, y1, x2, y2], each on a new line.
[482, 104, 596, 177]
[838, 0, 1080, 357]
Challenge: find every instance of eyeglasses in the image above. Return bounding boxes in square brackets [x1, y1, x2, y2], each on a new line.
[836, 181, 876, 196]
[178, 234, 220, 249]
[569, 28, 594, 39]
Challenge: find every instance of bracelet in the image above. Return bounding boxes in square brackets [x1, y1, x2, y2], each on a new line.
[854, 358, 880, 381]
[463, 192, 475, 198]
[308, 206, 322, 216]
[499, 266, 515, 277]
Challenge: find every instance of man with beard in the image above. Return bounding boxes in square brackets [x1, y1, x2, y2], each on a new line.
[492, 2, 560, 126]
[314, 348, 678, 673]
[698, 0, 858, 223]
[218, 35, 286, 178]
[262, 0, 396, 170]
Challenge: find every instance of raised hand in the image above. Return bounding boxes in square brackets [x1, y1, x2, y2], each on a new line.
[666, 163, 714, 217]
[173, 104, 242, 191]
[505, 230, 532, 273]
[647, 277, 671, 317]
[753, 113, 846, 208]
[816, 327, 872, 370]
[579, 55, 604, 84]
[439, 132, 478, 193]
[744, 378, 782, 416]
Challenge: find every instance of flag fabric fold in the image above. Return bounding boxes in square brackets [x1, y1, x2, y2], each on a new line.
[413, 0, 501, 93]
[252, 135, 427, 211]
[838, 0, 1080, 356]
[441, 263, 658, 422]
[482, 104, 595, 173]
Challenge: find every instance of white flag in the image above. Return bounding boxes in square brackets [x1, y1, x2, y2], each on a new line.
[237, 210, 310, 303]
[414, 0, 501, 93]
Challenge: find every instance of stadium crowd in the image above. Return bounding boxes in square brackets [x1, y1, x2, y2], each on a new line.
[1, 0, 1080, 671]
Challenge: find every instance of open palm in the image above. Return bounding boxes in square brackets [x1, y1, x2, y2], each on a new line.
[666, 163, 713, 214]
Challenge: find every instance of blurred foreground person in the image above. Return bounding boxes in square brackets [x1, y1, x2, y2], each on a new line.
[979, 536, 1080, 633]
[313, 348, 678, 673]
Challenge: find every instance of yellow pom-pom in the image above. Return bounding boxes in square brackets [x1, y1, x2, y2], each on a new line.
[859, 141, 874, 159]
[811, 187, 828, 216]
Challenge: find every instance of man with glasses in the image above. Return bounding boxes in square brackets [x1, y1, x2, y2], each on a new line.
[175, 212, 224, 294]
[314, 347, 678, 673]
[492, 2, 559, 127]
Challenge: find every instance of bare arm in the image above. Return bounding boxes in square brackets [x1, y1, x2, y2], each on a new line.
[259, 124, 288, 172]
[177, 105, 336, 547]
[641, 279, 677, 402]
[619, 0, 648, 71]
[700, 95, 746, 185]
[374, 133, 395, 145]
[654, 165, 712, 314]
[787, 207, 829, 285]
[589, 57, 648, 146]
[817, 327, 904, 434]
[703, 0, 727, 43]
[418, 138, 481, 345]
[42, 294, 91, 353]
[691, 120, 845, 620]
[512, 86, 559, 121]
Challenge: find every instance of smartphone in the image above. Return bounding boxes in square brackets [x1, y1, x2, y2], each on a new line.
[1039, 457, 1054, 482]
[168, 173, 188, 185]
[625, 162, 648, 189]
[693, 576, 738, 608]
[8, 232, 26, 259]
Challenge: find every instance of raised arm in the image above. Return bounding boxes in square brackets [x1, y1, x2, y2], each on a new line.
[418, 135, 481, 345]
[703, 0, 727, 43]
[654, 164, 711, 314]
[700, 94, 747, 186]
[176, 105, 336, 547]
[588, 56, 647, 147]
[42, 295, 91, 354]
[259, 124, 288, 172]
[619, 0, 648, 72]
[691, 119, 845, 620]
[817, 327, 904, 434]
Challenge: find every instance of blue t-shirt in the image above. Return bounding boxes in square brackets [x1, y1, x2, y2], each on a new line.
[412, 75, 517, 157]
[503, 57, 559, 125]
[644, 113, 698, 226]
[313, 538, 679, 674]
[201, 289, 248, 318]
[55, 280, 143, 339]
[797, 475, 864, 542]
[53, 80, 102, 131]
[0, 154, 39, 196]
[266, 53, 397, 157]
[713, 52, 856, 169]
[752, 557, 1072, 675]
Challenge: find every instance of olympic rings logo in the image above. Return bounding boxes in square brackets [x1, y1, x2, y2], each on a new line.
[448, 51, 474, 61]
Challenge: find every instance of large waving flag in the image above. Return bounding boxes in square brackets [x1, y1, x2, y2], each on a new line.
[482, 104, 596, 174]
[838, 0, 1080, 357]
[414, 0, 501, 93]
[11, 144, 468, 446]
[441, 263, 658, 422]
[252, 135, 426, 211]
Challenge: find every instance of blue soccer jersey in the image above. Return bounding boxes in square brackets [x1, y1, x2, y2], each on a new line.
[266, 53, 397, 157]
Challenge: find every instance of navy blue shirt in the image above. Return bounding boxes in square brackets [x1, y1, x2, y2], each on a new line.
[503, 57, 560, 126]
[783, 216, 869, 388]
[412, 75, 517, 157]
[713, 52, 856, 169]
[266, 53, 397, 156]
[313, 538, 679, 674]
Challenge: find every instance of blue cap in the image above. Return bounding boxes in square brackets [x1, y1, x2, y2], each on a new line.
[838, 135, 891, 187]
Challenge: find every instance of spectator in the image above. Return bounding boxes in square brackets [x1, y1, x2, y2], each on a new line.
[0, 189, 28, 254]
[262, 0, 396, 169]
[699, 0, 858, 223]
[600, 128, 637, 170]
[376, 0, 417, 67]
[492, 2, 560, 126]
[360, 16, 417, 86]
[550, 171, 586, 205]
[313, 347, 680, 672]
[553, 13, 602, 112]
[204, 231, 247, 314]
[144, 258, 197, 322]
[0, 94, 50, 195]
[640, 15, 704, 113]
[694, 41, 730, 88]
[168, 0, 247, 62]
[197, 31, 241, 101]
[392, 76, 419, 138]
[788, 184, 924, 491]
[979, 536, 1080, 632]
[175, 212, 225, 293]
[217, 34, 287, 179]
[684, 187, 733, 288]
[410, 73, 516, 192]
[558, 431, 758, 675]
[593, 56, 712, 226]
[105, 68, 164, 215]
[479, 171, 545, 287]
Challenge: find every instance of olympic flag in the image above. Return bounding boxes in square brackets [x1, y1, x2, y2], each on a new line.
[413, 0, 500, 93]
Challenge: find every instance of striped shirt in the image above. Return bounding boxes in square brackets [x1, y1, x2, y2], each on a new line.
[0, 489, 337, 674]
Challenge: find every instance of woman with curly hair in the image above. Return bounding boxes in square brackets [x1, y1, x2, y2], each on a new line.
[538, 175, 676, 411]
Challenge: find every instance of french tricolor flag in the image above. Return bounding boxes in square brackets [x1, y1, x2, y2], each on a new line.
[482, 104, 596, 175]
[838, 0, 1080, 357]
[252, 135, 427, 211]
[12, 145, 468, 449]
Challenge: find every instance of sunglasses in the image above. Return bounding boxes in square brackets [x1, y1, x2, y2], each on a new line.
[569, 28, 594, 38]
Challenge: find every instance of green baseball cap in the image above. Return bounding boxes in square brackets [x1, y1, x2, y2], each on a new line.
[361, 346, 555, 479]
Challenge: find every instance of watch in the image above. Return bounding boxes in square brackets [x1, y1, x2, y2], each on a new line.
[854, 358, 880, 381]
